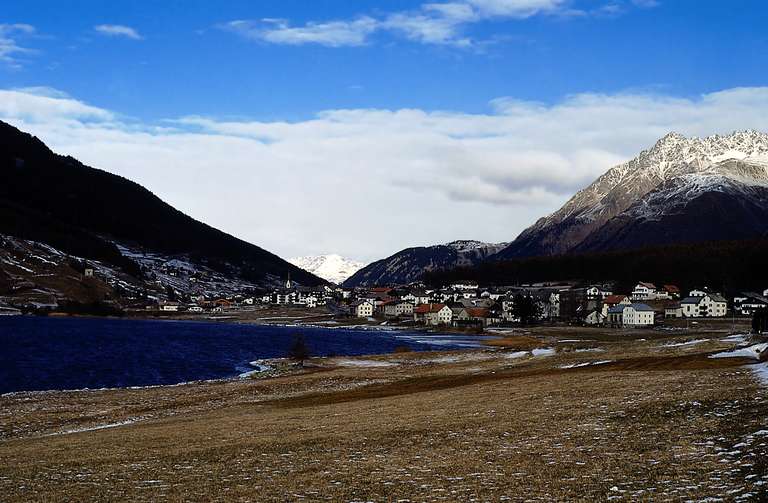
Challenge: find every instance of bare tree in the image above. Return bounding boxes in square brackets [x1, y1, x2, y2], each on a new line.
[289, 333, 311, 367]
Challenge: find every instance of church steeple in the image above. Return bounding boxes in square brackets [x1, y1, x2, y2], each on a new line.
[285, 271, 292, 289]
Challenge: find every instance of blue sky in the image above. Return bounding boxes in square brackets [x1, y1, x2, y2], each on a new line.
[3, 0, 766, 120]
[1, 1, 767, 261]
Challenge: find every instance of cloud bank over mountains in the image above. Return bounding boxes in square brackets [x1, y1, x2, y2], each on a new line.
[2, 85, 768, 261]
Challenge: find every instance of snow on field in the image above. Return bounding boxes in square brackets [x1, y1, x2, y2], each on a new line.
[662, 339, 708, 348]
[710, 343, 768, 360]
[751, 364, 768, 386]
[49, 419, 139, 436]
[721, 334, 750, 344]
[335, 359, 398, 368]
[531, 348, 556, 357]
[559, 360, 614, 369]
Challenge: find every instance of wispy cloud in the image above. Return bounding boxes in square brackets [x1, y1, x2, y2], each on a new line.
[220, 0, 653, 48]
[0, 24, 36, 68]
[222, 17, 377, 47]
[1, 85, 766, 260]
[94, 24, 143, 40]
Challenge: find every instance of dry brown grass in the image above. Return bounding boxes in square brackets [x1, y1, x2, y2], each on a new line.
[1, 334, 767, 502]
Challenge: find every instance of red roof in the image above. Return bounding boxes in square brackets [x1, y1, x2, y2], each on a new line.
[604, 295, 627, 305]
[466, 308, 490, 318]
[663, 284, 680, 293]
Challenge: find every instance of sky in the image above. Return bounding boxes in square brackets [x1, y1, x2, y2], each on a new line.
[1, 0, 767, 263]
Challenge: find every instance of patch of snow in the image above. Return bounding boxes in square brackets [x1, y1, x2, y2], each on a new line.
[749, 363, 768, 387]
[334, 359, 398, 368]
[710, 343, 768, 360]
[662, 339, 709, 348]
[559, 360, 614, 369]
[49, 419, 139, 436]
[531, 347, 556, 357]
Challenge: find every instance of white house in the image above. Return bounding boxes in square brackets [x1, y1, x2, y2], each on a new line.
[632, 282, 658, 301]
[414, 303, 453, 326]
[608, 303, 655, 328]
[584, 310, 606, 325]
[350, 301, 374, 318]
[733, 293, 768, 316]
[586, 286, 613, 300]
[665, 303, 683, 318]
[302, 296, 319, 309]
[680, 294, 728, 318]
[159, 302, 180, 312]
[403, 291, 431, 305]
[383, 301, 414, 318]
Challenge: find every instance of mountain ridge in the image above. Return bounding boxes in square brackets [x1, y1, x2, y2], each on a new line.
[495, 130, 768, 259]
[343, 240, 507, 287]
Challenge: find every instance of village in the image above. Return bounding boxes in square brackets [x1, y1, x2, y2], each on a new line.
[149, 274, 768, 331]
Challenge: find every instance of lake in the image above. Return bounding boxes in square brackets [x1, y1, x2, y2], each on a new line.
[0, 316, 488, 394]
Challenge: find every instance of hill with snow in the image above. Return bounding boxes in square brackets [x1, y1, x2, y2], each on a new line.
[495, 130, 768, 258]
[289, 255, 366, 284]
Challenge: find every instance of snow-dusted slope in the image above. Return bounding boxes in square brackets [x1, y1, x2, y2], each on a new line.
[343, 240, 507, 287]
[289, 255, 366, 284]
[497, 130, 768, 258]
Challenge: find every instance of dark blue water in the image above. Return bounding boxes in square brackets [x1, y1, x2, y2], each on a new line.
[0, 316, 486, 393]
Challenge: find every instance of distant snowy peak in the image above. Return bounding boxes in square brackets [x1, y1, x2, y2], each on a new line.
[289, 254, 366, 284]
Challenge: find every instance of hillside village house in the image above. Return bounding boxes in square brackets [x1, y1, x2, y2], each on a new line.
[608, 303, 655, 328]
[586, 286, 613, 300]
[414, 304, 453, 326]
[584, 309, 606, 325]
[679, 293, 728, 318]
[350, 300, 374, 318]
[382, 300, 414, 318]
[660, 285, 681, 299]
[403, 290, 431, 305]
[631, 282, 658, 301]
[733, 292, 768, 316]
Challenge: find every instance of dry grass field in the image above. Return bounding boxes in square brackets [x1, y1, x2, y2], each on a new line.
[1, 326, 768, 502]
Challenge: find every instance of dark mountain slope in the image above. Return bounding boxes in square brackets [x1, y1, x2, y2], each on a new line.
[343, 240, 506, 287]
[575, 175, 768, 253]
[0, 120, 322, 286]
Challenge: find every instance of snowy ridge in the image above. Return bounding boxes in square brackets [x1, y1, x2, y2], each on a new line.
[500, 130, 768, 257]
[289, 254, 366, 284]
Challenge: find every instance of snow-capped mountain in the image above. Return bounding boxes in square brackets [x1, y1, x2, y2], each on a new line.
[343, 240, 507, 287]
[289, 254, 366, 284]
[496, 130, 768, 259]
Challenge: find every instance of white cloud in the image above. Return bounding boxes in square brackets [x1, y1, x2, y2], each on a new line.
[466, 0, 568, 17]
[2, 87, 768, 261]
[94, 24, 143, 40]
[222, 17, 378, 47]
[0, 24, 36, 68]
[221, 0, 581, 48]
